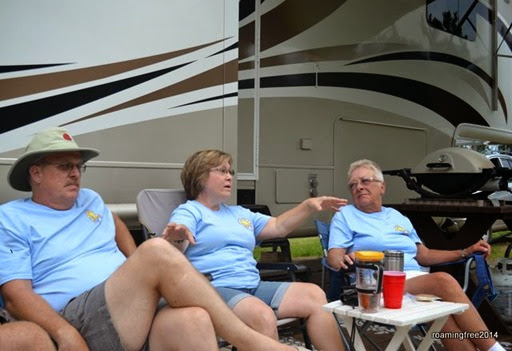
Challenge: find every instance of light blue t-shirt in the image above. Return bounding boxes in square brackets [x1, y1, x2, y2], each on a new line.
[170, 201, 271, 289]
[328, 204, 423, 271]
[0, 188, 126, 311]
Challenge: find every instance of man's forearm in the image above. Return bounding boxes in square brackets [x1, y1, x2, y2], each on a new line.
[114, 213, 137, 256]
[416, 247, 465, 266]
[3, 285, 83, 347]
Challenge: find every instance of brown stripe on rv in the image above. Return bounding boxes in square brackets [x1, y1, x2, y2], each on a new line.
[238, 61, 254, 71]
[0, 41, 220, 101]
[258, 43, 412, 68]
[238, 0, 346, 62]
[239, 20, 255, 63]
[69, 59, 238, 124]
[259, 0, 346, 52]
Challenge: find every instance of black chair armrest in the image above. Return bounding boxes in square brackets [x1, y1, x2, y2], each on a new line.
[257, 261, 311, 282]
[257, 261, 310, 272]
[430, 251, 485, 268]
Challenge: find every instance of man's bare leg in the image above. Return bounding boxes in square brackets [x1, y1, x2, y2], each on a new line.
[0, 321, 56, 351]
[148, 306, 218, 351]
[105, 239, 297, 351]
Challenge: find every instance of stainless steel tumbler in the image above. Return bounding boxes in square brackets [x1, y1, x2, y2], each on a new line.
[384, 250, 404, 271]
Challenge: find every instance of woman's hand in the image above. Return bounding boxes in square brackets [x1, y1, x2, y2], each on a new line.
[258, 196, 349, 241]
[465, 239, 491, 258]
[305, 196, 348, 212]
[161, 223, 196, 246]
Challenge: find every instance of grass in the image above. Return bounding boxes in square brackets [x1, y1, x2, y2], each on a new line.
[254, 231, 512, 266]
[488, 230, 512, 266]
[288, 237, 323, 258]
[254, 237, 322, 260]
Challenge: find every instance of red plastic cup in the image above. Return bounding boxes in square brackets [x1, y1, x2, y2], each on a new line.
[383, 271, 406, 309]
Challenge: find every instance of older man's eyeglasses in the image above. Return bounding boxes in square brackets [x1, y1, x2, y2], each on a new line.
[40, 162, 87, 174]
[347, 177, 381, 191]
[211, 167, 235, 176]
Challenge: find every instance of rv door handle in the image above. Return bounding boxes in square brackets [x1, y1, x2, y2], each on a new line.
[426, 162, 452, 169]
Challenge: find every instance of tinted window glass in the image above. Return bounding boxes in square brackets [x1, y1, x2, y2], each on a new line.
[426, 0, 477, 41]
[490, 158, 501, 168]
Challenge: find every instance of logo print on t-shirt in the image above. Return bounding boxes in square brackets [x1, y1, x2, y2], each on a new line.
[238, 218, 253, 230]
[86, 210, 101, 222]
[394, 225, 410, 234]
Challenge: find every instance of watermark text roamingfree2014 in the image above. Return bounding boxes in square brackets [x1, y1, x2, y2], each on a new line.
[431, 331, 498, 340]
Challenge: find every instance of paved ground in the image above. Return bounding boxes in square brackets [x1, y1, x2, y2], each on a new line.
[220, 321, 512, 351]
[354, 324, 512, 351]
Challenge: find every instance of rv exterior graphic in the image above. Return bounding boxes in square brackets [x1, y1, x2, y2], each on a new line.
[1, 0, 512, 231]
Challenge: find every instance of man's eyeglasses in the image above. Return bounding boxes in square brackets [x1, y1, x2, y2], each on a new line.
[40, 162, 87, 174]
[211, 167, 235, 176]
[347, 177, 381, 191]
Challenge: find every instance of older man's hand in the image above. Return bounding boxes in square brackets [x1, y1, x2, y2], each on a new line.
[339, 252, 356, 270]
[466, 239, 492, 258]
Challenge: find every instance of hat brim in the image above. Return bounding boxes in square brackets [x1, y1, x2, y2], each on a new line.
[8, 148, 100, 192]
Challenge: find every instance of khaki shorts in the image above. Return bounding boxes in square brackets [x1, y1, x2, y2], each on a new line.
[60, 281, 167, 350]
[60, 281, 125, 350]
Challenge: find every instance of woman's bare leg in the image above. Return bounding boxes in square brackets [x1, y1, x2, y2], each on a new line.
[406, 272, 495, 350]
[277, 282, 345, 351]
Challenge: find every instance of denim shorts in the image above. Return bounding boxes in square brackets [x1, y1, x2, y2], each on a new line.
[216, 281, 291, 315]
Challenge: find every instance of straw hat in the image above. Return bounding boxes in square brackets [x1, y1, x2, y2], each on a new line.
[8, 127, 100, 191]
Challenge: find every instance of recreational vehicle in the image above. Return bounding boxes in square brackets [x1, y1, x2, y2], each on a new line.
[1, 0, 512, 235]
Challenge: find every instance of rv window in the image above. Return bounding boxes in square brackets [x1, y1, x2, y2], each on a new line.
[489, 158, 501, 168]
[426, 0, 477, 41]
[503, 158, 512, 169]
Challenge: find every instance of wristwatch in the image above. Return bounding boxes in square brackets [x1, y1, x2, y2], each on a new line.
[461, 248, 467, 258]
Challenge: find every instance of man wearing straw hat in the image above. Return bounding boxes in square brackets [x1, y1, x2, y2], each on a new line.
[0, 127, 302, 351]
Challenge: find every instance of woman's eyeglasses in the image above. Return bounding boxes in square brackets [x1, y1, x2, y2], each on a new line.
[210, 167, 235, 176]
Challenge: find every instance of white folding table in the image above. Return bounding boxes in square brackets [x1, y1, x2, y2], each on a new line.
[323, 296, 468, 351]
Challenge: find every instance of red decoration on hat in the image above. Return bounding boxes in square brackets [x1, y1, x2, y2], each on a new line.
[63, 133, 72, 141]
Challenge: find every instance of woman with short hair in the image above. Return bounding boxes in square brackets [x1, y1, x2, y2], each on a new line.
[163, 149, 347, 351]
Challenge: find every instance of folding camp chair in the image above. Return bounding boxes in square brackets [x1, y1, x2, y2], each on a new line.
[136, 188, 187, 240]
[136, 189, 312, 349]
[315, 219, 354, 302]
